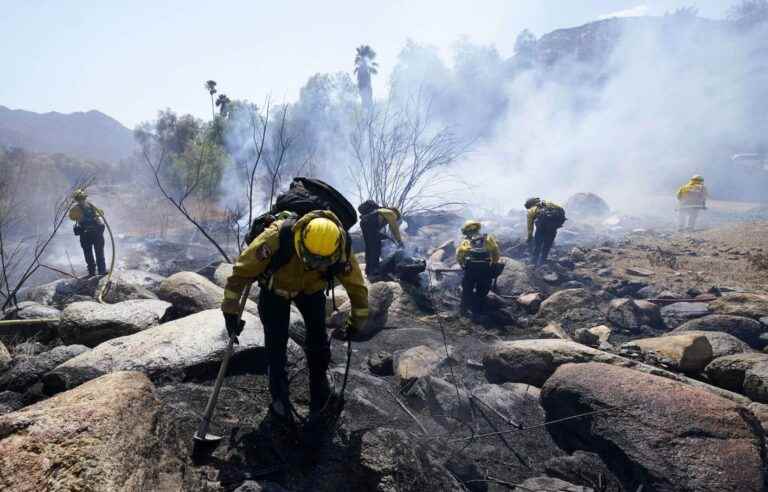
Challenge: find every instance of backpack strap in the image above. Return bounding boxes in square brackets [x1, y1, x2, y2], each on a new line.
[259, 218, 297, 283]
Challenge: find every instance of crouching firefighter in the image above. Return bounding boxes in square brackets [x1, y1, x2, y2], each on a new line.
[357, 200, 404, 279]
[525, 197, 566, 266]
[457, 220, 500, 316]
[221, 210, 369, 423]
[68, 189, 107, 277]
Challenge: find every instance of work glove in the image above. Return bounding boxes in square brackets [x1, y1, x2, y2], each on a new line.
[223, 312, 245, 344]
[338, 317, 358, 341]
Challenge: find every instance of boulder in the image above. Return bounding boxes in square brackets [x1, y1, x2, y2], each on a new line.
[329, 281, 421, 339]
[0, 345, 89, 392]
[157, 271, 257, 318]
[541, 362, 765, 492]
[368, 350, 394, 376]
[0, 302, 61, 343]
[59, 300, 172, 347]
[540, 322, 571, 340]
[43, 309, 268, 394]
[709, 293, 768, 320]
[672, 330, 754, 358]
[17, 276, 100, 308]
[544, 451, 622, 492]
[513, 477, 589, 492]
[672, 314, 766, 349]
[517, 292, 543, 313]
[0, 372, 184, 491]
[0, 390, 25, 415]
[625, 334, 713, 373]
[564, 192, 610, 219]
[495, 257, 535, 295]
[394, 345, 445, 384]
[588, 325, 612, 344]
[355, 427, 464, 491]
[606, 298, 662, 332]
[574, 328, 599, 347]
[0, 341, 9, 372]
[705, 353, 768, 394]
[96, 269, 165, 303]
[212, 262, 233, 288]
[536, 289, 603, 334]
[660, 302, 710, 329]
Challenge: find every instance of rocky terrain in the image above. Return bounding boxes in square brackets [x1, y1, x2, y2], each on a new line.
[2, 209, 768, 491]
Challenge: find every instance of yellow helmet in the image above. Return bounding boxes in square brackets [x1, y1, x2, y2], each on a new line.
[461, 220, 481, 235]
[302, 217, 341, 256]
[72, 189, 88, 201]
[690, 175, 703, 182]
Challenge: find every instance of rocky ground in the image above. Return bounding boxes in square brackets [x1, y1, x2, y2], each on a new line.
[1, 210, 768, 491]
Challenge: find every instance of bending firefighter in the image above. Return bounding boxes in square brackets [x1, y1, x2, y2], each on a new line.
[676, 175, 708, 232]
[222, 211, 368, 422]
[68, 189, 107, 277]
[357, 200, 404, 278]
[526, 197, 566, 266]
[457, 220, 500, 316]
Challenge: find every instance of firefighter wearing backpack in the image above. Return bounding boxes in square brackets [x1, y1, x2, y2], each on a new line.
[358, 200, 404, 278]
[525, 197, 566, 266]
[456, 220, 500, 316]
[676, 175, 708, 231]
[68, 189, 107, 277]
[221, 210, 368, 422]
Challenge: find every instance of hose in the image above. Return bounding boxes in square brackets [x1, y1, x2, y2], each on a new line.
[0, 318, 60, 327]
[96, 211, 117, 304]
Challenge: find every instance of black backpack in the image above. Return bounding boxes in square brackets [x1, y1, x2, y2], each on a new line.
[536, 204, 567, 228]
[467, 235, 491, 263]
[244, 177, 358, 281]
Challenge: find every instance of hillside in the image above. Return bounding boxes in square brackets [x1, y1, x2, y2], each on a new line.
[0, 105, 135, 162]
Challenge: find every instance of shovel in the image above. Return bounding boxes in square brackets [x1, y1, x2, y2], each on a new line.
[193, 283, 252, 453]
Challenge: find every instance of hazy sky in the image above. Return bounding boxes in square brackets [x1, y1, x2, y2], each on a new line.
[2, 0, 730, 128]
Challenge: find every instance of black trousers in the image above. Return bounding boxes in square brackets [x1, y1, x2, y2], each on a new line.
[258, 289, 330, 406]
[79, 228, 106, 275]
[533, 225, 558, 265]
[363, 231, 383, 277]
[461, 262, 493, 314]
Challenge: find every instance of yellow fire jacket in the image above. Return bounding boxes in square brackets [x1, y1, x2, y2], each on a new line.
[676, 181, 708, 209]
[68, 202, 104, 225]
[456, 233, 501, 267]
[222, 211, 369, 327]
[374, 208, 403, 243]
[527, 200, 563, 240]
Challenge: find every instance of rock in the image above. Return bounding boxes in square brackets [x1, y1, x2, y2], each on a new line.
[671, 330, 754, 358]
[747, 402, 768, 435]
[541, 322, 571, 340]
[536, 289, 603, 334]
[517, 292, 543, 313]
[17, 276, 100, 308]
[233, 481, 287, 492]
[325, 287, 350, 317]
[494, 257, 535, 295]
[588, 325, 612, 343]
[212, 262, 233, 288]
[368, 350, 394, 376]
[0, 341, 9, 372]
[574, 328, 599, 347]
[606, 298, 662, 332]
[356, 427, 464, 491]
[394, 345, 444, 384]
[635, 285, 660, 299]
[625, 266, 654, 277]
[10, 341, 47, 356]
[564, 192, 610, 219]
[541, 362, 766, 492]
[0, 345, 89, 392]
[0, 390, 25, 415]
[761, 316, 768, 326]
[672, 315, 766, 349]
[0, 302, 61, 343]
[96, 269, 165, 303]
[542, 272, 559, 284]
[709, 293, 768, 320]
[157, 271, 257, 318]
[705, 353, 768, 394]
[544, 451, 622, 492]
[43, 309, 268, 394]
[0, 372, 184, 491]
[58, 300, 172, 347]
[660, 302, 710, 329]
[626, 334, 713, 373]
[329, 281, 422, 339]
[513, 477, 590, 492]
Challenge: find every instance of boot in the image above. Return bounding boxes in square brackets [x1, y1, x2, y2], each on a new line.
[306, 348, 332, 416]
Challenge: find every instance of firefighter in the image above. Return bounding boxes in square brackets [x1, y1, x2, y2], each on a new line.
[357, 200, 404, 278]
[676, 175, 708, 231]
[222, 211, 368, 422]
[456, 220, 500, 316]
[68, 189, 107, 277]
[525, 197, 566, 266]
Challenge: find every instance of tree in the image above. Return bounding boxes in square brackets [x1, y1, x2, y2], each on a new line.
[354, 45, 379, 109]
[514, 29, 538, 64]
[205, 80, 218, 120]
[215, 94, 231, 117]
[729, 0, 768, 28]
[348, 92, 471, 215]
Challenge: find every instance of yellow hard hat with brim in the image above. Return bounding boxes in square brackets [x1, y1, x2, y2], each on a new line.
[462, 220, 481, 235]
[72, 189, 88, 200]
[301, 217, 341, 257]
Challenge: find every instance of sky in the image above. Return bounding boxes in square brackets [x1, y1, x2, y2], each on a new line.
[1, 0, 731, 128]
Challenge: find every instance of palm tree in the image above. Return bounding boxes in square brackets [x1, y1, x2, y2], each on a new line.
[354, 45, 379, 109]
[204, 80, 217, 120]
[215, 94, 231, 117]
